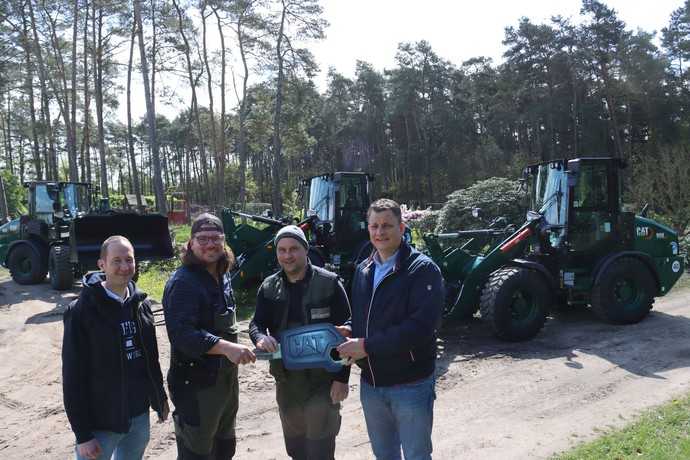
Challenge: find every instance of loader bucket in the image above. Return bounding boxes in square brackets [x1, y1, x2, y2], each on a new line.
[71, 213, 174, 268]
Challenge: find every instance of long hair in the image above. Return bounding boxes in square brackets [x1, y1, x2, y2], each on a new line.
[181, 240, 236, 274]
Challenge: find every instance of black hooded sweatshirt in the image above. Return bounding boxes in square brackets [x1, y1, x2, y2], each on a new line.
[62, 272, 167, 444]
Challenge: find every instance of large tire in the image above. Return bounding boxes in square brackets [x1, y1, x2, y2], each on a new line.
[591, 257, 655, 324]
[8, 243, 47, 285]
[49, 245, 74, 290]
[479, 267, 551, 341]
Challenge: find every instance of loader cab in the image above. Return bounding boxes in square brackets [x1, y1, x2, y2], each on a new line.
[305, 172, 370, 251]
[26, 182, 91, 225]
[566, 158, 630, 259]
[61, 183, 91, 217]
[27, 182, 59, 225]
[526, 157, 629, 257]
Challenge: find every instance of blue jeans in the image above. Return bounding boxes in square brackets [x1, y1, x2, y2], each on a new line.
[75, 412, 150, 460]
[360, 374, 435, 460]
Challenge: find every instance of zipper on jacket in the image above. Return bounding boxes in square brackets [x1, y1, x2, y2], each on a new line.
[365, 264, 397, 388]
[136, 302, 163, 415]
[118, 311, 127, 431]
[410, 350, 415, 362]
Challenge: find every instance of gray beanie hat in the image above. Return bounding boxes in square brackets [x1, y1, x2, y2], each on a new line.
[274, 225, 309, 251]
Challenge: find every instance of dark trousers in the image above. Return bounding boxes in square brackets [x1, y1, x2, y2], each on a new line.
[276, 370, 341, 460]
[171, 365, 239, 459]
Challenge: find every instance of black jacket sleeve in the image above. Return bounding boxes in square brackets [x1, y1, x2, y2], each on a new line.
[331, 279, 352, 383]
[141, 300, 168, 414]
[163, 277, 220, 359]
[61, 299, 94, 444]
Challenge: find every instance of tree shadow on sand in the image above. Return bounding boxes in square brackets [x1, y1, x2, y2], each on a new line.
[436, 301, 690, 381]
[0, 276, 79, 324]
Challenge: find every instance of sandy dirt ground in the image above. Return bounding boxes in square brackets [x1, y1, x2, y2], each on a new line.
[1, 268, 690, 460]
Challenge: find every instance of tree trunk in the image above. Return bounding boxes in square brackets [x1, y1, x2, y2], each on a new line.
[127, 20, 143, 210]
[172, 0, 211, 203]
[0, 173, 9, 221]
[134, 0, 166, 214]
[45, 5, 78, 181]
[236, 4, 250, 208]
[94, 2, 108, 198]
[81, 0, 92, 183]
[70, 0, 79, 180]
[213, 7, 226, 205]
[271, 2, 287, 216]
[3, 92, 12, 177]
[201, 1, 219, 205]
[27, 0, 57, 180]
[600, 61, 624, 159]
[18, 5, 42, 179]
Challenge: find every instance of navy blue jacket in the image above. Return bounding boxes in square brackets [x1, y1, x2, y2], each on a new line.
[162, 265, 238, 366]
[349, 241, 443, 387]
[62, 273, 167, 444]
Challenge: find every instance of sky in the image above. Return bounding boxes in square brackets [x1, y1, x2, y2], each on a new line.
[122, 0, 684, 122]
[311, 0, 681, 85]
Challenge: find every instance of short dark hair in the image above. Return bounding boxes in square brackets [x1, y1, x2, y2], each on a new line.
[367, 198, 402, 223]
[100, 235, 133, 260]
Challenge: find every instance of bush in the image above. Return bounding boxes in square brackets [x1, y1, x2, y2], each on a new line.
[435, 177, 526, 233]
[1, 171, 26, 216]
[402, 207, 439, 235]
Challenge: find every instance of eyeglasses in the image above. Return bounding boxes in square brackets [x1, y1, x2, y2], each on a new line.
[194, 234, 225, 245]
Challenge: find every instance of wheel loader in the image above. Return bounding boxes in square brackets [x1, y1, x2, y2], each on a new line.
[0, 181, 174, 290]
[426, 157, 684, 341]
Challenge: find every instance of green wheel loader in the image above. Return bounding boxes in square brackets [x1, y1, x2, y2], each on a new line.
[0, 181, 174, 290]
[425, 157, 684, 341]
[222, 172, 373, 290]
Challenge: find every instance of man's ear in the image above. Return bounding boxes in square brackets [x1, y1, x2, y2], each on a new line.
[97, 258, 105, 271]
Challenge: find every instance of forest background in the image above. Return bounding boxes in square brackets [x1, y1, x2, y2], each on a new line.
[2, 0, 690, 238]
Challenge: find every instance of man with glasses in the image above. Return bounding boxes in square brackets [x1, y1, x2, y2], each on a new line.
[163, 213, 256, 460]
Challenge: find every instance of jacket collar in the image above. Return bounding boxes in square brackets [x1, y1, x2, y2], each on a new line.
[364, 240, 413, 274]
[82, 271, 147, 312]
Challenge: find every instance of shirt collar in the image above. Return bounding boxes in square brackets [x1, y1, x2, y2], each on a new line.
[101, 281, 130, 304]
[373, 249, 399, 269]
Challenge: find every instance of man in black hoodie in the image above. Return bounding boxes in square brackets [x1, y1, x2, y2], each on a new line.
[62, 235, 169, 460]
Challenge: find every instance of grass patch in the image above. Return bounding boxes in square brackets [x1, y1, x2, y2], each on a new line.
[553, 393, 690, 460]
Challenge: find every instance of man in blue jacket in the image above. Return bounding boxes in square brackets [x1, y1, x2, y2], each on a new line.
[337, 198, 443, 460]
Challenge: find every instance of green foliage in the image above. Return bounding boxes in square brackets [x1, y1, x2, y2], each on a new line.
[1, 171, 26, 216]
[628, 146, 690, 237]
[435, 177, 527, 233]
[553, 391, 690, 460]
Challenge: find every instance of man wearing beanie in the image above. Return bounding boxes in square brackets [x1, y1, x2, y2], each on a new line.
[249, 225, 351, 460]
[163, 213, 256, 459]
